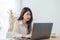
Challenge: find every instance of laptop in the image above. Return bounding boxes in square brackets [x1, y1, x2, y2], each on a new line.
[31, 23, 53, 40]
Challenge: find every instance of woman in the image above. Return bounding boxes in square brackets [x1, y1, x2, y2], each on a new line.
[12, 7, 33, 40]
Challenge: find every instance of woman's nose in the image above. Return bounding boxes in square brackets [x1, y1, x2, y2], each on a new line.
[28, 15, 31, 18]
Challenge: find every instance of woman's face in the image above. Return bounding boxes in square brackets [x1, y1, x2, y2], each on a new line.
[23, 11, 31, 21]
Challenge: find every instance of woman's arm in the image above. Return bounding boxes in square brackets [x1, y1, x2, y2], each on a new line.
[12, 20, 23, 38]
[22, 23, 33, 38]
[22, 32, 31, 38]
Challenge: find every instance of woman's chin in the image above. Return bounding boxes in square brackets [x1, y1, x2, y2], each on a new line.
[26, 19, 30, 21]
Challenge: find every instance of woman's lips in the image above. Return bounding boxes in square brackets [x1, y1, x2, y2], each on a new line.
[27, 18, 30, 19]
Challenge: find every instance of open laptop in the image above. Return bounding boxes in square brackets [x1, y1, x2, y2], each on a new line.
[31, 23, 53, 40]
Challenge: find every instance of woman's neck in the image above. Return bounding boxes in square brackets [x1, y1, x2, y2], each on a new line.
[22, 19, 27, 24]
[22, 19, 27, 27]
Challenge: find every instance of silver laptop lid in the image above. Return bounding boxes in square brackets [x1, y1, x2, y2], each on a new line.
[31, 23, 53, 40]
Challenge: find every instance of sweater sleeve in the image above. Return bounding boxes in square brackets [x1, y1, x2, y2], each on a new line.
[12, 20, 23, 38]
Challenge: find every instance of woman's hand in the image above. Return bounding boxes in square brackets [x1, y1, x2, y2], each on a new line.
[22, 34, 31, 38]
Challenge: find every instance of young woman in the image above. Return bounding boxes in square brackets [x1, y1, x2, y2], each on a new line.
[12, 7, 33, 40]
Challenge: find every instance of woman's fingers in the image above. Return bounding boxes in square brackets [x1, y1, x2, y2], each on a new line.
[22, 34, 31, 38]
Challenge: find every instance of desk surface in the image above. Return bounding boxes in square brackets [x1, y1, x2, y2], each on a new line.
[44, 36, 60, 40]
[4, 36, 60, 40]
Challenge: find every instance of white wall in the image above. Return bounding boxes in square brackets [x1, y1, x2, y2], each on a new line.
[22, 0, 60, 36]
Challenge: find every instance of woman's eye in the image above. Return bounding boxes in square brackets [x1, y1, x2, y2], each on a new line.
[26, 14, 29, 15]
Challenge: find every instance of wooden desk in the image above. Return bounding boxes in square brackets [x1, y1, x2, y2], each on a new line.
[31, 36, 60, 40]
[6, 36, 60, 40]
[44, 36, 60, 40]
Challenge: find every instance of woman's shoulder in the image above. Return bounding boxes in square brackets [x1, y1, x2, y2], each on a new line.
[15, 20, 22, 24]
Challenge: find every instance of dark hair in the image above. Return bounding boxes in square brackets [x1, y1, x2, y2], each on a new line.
[18, 7, 33, 34]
